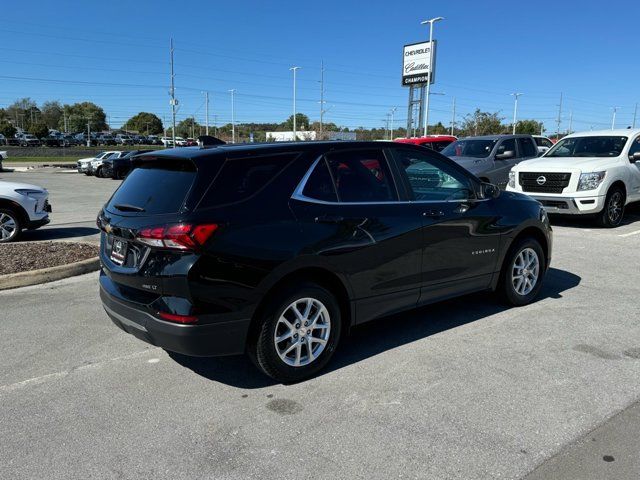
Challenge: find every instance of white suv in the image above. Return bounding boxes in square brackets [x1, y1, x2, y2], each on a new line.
[507, 129, 640, 227]
[0, 180, 51, 242]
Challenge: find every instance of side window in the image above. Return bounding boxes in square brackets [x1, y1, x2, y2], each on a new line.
[200, 153, 296, 207]
[497, 138, 516, 157]
[629, 136, 640, 159]
[432, 140, 452, 152]
[393, 148, 474, 201]
[302, 159, 338, 202]
[324, 149, 398, 202]
[518, 137, 538, 157]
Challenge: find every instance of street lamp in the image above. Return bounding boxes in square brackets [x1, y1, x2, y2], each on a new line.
[390, 107, 397, 140]
[511, 93, 523, 134]
[229, 89, 236, 143]
[420, 16, 444, 137]
[290, 66, 301, 141]
[611, 107, 619, 130]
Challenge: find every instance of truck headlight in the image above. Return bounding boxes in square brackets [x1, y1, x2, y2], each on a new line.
[508, 171, 516, 188]
[577, 171, 606, 191]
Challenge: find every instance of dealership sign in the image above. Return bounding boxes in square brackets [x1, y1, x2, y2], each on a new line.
[402, 41, 436, 86]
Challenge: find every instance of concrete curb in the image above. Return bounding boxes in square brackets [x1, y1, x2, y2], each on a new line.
[0, 257, 100, 290]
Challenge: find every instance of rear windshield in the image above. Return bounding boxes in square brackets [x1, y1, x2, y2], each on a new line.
[106, 162, 196, 215]
[441, 139, 497, 158]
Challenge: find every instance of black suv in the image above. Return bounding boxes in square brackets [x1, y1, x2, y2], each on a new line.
[98, 142, 552, 382]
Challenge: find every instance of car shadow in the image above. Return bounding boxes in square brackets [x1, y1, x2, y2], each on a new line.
[21, 226, 100, 241]
[550, 201, 640, 229]
[169, 267, 581, 389]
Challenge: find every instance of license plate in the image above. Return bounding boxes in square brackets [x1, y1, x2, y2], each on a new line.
[110, 238, 128, 265]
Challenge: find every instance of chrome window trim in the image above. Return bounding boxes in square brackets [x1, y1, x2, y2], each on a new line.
[291, 155, 488, 206]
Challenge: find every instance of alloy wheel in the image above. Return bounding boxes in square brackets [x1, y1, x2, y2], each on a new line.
[274, 297, 331, 367]
[511, 247, 539, 296]
[0, 212, 17, 241]
[607, 192, 623, 224]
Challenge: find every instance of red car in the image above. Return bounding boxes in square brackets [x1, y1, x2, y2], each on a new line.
[394, 135, 457, 152]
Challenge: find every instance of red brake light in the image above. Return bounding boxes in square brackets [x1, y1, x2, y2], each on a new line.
[137, 223, 218, 250]
[158, 311, 198, 324]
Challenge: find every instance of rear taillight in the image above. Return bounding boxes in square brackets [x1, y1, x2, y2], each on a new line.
[158, 311, 198, 324]
[136, 223, 218, 250]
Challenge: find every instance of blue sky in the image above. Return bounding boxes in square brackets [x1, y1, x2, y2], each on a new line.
[1, 0, 638, 134]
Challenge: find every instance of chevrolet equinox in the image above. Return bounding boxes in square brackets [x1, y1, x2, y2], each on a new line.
[98, 142, 552, 382]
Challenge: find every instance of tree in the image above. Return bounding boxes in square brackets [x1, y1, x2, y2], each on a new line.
[0, 121, 17, 138]
[431, 122, 448, 134]
[41, 101, 63, 130]
[31, 122, 50, 139]
[63, 102, 107, 132]
[5, 98, 40, 131]
[123, 112, 163, 135]
[283, 113, 310, 131]
[459, 109, 505, 136]
[515, 119, 543, 135]
[175, 117, 201, 138]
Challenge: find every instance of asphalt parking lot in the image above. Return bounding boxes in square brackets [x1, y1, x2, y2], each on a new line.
[2, 168, 640, 479]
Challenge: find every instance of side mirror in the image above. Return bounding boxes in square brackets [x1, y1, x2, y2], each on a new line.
[629, 152, 640, 163]
[495, 150, 515, 160]
[482, 182, 501, 199]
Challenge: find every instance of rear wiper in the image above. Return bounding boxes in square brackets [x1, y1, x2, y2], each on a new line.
[114, 203, 145, 212]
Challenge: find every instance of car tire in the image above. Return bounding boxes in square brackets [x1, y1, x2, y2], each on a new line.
[95, 167, 103, 178]
[597, 186, 625, 228]
[0, 208, 22, 243]
[499, 237, 545, 306]
[249, 283, 342, 383]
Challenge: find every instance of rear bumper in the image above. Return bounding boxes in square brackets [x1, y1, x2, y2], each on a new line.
[99, 273, 250, 357]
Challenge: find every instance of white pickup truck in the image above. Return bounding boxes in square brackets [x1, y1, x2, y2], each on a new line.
[507, 129, 640, 227]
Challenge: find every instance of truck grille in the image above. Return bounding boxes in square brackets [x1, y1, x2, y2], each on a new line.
[519, 172, 571, 194]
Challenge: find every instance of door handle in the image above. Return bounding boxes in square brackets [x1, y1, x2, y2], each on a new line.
[315, 215, 345, 224]
[422, 210, 444, 218]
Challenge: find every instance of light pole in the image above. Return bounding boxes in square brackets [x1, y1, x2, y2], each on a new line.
[450, 97, 456, 136]
[420, 16, 444, 137]
[390, 107, 397, 140]
[611, 107, 618, 130]
[203, 91, 209, 136]
[229, 89, 236, 143]
[511, 93, 523, 134]
[290, 66, 301, 141]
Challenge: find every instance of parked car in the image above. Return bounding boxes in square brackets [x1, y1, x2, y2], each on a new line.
[103, 149, 152, 179]
[60, 134, 80, 147]
[507, 129, 640, 227]
[0, 134, 6, 146]
[147, 135, 162, 145]
[18, 133, 41, 147]
[185, 138, 198, 146]
[89, 151, 123, 177]
[0, 150, 6, 171]
[175, 136, 187, 146]
[97, 141, 552, 382]
[77, 151, 121, 174]
[42, 135, 62, 147]
[160, 137, 174, 147]
[98, 134, 117, 146]
[533, 135, 554, 155]
[395, 135, 457, 152]
[440, 134, 539, 188]
[0, 179, 51, 242]
[116, 134, 134, 146]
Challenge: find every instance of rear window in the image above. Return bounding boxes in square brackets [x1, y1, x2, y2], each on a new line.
[198, 153, 297, 208]
[107, 162, 196, 215]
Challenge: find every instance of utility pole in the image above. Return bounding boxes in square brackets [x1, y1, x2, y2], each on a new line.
[611, 107, 618, 130]
[229, 89, 236, 143]
[203, 91, 209, 135]
[290, 66, 300, 141]
[63, 111, 68, 133]
[511, 93, 523, 134]
[556, 92, 563, 140]
[86, 120, 91, 147]
[568, 111, 573, 135]
[633, 103, 637, 129]
[319, 60, 325, 138]
[146, 122, 150, 136]
[420, 16, 444, 137]
[169, 38, 178, 148]
[450, 97, 456, 136]
[390, 107, 397, 140]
